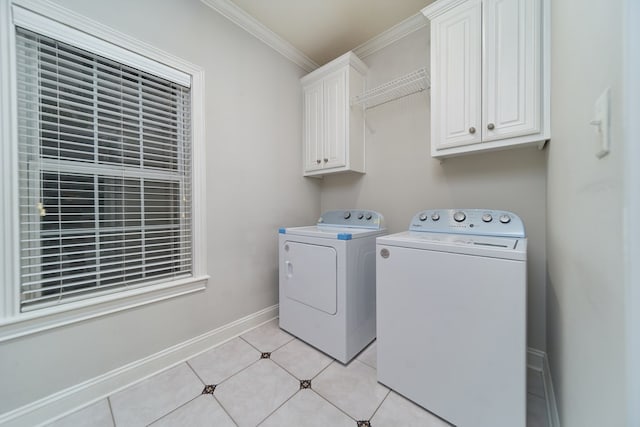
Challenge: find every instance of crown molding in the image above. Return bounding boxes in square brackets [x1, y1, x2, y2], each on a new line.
[301, 51, 368, 86]
[200, 0, 318, 72]
[353, 13, 428, 59]
[422, 0, 468, 19]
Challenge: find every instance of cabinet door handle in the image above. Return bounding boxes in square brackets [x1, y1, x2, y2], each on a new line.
[469, 127, 476, 134]
[316, 159, 321, 164]
[323, 158, 328, 163]
[487, 123, 495, 130]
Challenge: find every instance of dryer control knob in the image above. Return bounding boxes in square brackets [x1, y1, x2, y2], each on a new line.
[431, 213, 440, 221]
[482, 213, 493, 223]
[343, 212, 351, 219]
[453, 211, 466, 222]
[419, 213, 428, 221]
[499, 214, 511, 224]
[358, 213, 364, 220]
[365, 214, 372, 220]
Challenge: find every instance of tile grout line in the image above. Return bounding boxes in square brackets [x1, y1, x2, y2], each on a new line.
[147, 359, 242, 426]
[268, 356, 308, 381]
[204, 357, 284, 425]
[368, 388, 392, 422]
[239, 333, 295, 354]
[259, 358, 301, 418]
[265, 340, 371, 423]
[143, 393, 202, 427]
[213, 356, 263, 387]
[215, 357, 299, 427]
[312, 359, 391, 423]
[255, 389, 301, 426]
[137, 363, 205, 426]
[133, 363, 208, 425]
[309, 360, 360, 421]
[184, 352, 264, 426]
[312, 359, 336, 381]
[185, 360, 207, 386]
[309, 388, 358, 422]
[107, 396, 116, 427]
[262, 341, 362, 424]
[268, 346, 333, 382]
[353, 357, 391, 422]
[213, 394, 240, 427]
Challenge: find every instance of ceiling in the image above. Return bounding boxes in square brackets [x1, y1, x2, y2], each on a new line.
[229, 0, 434, 65]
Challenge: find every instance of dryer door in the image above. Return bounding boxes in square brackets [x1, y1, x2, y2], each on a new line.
[281, 241, 337, 315]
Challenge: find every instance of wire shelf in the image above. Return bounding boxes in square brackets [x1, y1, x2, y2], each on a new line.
[351, 68, 430, 110]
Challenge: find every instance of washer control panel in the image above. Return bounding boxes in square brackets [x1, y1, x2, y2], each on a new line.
[318, 210, 384, 229]
[409, 209, 525, 238]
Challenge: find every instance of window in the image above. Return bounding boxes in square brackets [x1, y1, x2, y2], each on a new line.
[0, 3, 206, 326]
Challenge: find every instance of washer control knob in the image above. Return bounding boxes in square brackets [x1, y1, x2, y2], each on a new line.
[365, 213, 372, 220]
[453, 211, 466, 222]
[499, 214, 511, 224]
[419, 213, 428, 221]
[431, 213, 440, 221]
[482, 213, 493, 223]
[343, 212, 351, 220]
[357, 213, 364, 220]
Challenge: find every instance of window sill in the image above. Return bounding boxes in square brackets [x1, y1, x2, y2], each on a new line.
[0, 275, 209, 343]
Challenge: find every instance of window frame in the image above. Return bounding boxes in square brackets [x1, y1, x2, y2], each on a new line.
[0, 0, 208, 341]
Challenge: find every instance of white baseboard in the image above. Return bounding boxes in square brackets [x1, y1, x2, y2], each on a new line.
[527, 347, 561, 427]
[0, 304, 279, 427]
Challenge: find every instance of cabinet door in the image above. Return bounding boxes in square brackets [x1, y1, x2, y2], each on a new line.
[322, 69, 347, 169]
[431, 0, 482, 150]
[281, 241, 337, 315]
[303, 81, 323, 172]
[483, 0, 540, 141]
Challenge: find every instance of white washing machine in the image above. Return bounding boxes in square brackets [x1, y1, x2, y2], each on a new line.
[376, 209, 527, 427]
[279, 210, 386, 363]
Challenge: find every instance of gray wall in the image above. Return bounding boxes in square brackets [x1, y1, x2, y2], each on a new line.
[320, 28, 548, 352]
[0, 0, 320, 414]
[546, 0, 626, 425]
[7, 1, 629, 423]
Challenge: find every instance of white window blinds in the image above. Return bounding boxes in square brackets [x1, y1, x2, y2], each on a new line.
[16, 27, 193, 312]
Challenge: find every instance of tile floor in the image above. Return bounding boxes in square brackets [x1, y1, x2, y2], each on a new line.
[46, 319, 550, 427]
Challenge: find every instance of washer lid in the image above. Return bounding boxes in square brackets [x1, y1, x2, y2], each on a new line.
[377, 231, 527, 261]
[280, 225, 386, 240]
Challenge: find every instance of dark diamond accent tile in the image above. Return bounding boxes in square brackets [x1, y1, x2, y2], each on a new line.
[356, 421, 371, 427]
[300, 379, 312, 389]
[202, 384, 216, 395]
[261, 352, 271, 359]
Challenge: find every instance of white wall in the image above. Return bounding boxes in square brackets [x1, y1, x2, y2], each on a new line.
[546, 0, 626, 425]
[0, 0, 320, 414]
[319, 28, 548, 351]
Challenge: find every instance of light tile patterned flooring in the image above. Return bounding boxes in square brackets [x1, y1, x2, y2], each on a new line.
[46, 319, 550, 427]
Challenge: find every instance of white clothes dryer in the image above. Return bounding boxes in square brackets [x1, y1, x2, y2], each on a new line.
[376, 209, 527, 427]
[279, 210, 386, 363]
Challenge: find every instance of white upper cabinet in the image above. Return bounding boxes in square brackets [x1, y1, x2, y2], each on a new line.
[303, 80, 323, 172]
[430, 0, 483, 150]
[423, 0, 549, 158]
[301, 52, 367, 177]
[323, 69, 347, 170]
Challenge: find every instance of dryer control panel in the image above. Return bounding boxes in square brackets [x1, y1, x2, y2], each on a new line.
[317, 210, 384, 229]
[409, 209, 525, 238]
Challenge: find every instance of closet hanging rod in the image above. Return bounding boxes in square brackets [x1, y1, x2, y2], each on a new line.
[351, 68, 430, 110]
